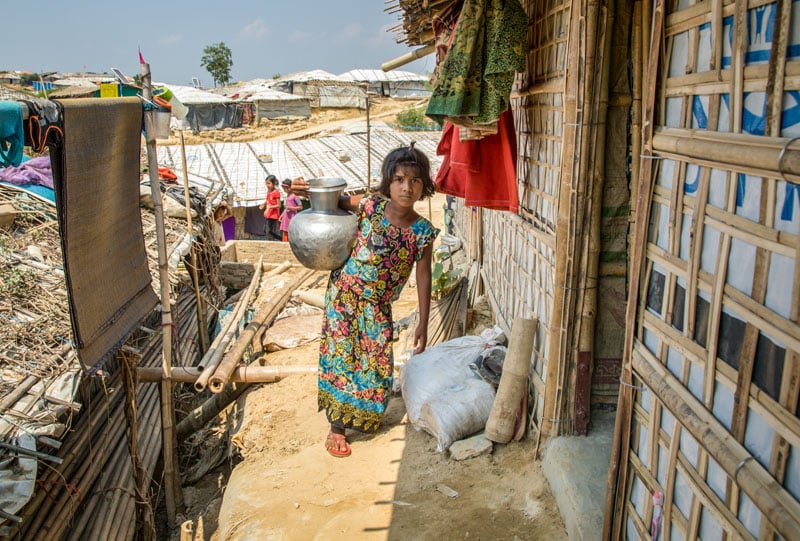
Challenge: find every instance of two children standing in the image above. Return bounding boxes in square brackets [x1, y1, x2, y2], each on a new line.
[259, 175, 303, 241]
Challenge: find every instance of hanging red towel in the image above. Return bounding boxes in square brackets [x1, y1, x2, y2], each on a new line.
[434, 108, 518, 213]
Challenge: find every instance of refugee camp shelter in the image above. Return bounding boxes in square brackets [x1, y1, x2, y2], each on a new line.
[0, 93, 228, 538]
[166, 84, 243, 133]
[226, 82, 312, 122]
[392, 0, 800, 539]
[0, 72, 22, 85]
[338, 68, 431, 98]
[268, 70, 366, 109]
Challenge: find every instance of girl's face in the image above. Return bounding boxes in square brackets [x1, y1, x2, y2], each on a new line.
[389, 164, 424, 210]
[267, 180, 276, 190]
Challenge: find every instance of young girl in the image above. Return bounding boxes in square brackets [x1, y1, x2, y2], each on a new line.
[279, 178, 303, 242]
[259, 175, 281, 241]
[315, 144, 439, 457]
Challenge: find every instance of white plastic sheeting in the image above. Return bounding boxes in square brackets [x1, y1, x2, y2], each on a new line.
[155, 130, 442, 207]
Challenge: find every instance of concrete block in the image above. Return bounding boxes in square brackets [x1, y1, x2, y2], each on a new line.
[449, 433, 493, 461]
[542, 408, 616, 541]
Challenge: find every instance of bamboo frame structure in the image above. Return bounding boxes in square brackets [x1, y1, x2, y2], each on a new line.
[605, 0, 800, 537]
[208, 266, 314, 392]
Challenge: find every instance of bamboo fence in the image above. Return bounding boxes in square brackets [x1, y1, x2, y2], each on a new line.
[605, 0, 800, 538]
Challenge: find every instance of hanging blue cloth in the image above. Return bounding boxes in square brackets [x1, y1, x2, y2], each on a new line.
[0, 101, 24, 167]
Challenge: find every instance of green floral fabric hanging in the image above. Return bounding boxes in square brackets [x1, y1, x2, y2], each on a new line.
[425, 0, 527, 133]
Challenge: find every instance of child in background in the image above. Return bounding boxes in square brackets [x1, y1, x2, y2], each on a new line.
[279, 178, 303, 242]
[310, 143, 439, 457]
[259, 175, 281, 241]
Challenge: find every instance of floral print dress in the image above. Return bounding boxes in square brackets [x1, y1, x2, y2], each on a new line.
[318, 195, 439, 432]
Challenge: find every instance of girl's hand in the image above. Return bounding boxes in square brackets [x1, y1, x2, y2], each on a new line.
[413, 327, 428, 354]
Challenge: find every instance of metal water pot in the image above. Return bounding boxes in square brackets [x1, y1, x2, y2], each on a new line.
[288, 178, 358, 270]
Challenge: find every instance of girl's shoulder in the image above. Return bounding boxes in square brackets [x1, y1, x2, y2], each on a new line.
[360, 193, 387, 213]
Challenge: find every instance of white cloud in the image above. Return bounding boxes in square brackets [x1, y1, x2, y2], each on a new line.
[334, 22, 362, 43]
[158, 34, 183, 46]
[289, 29, 313, 43]
[240, 18, 270, 41]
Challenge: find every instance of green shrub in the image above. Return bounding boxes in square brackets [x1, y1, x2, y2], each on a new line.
[395, 106, 438, 130]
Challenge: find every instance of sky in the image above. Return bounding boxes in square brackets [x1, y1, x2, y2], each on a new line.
[1, 0, 434, 87]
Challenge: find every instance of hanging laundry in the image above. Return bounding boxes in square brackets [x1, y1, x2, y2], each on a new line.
[0, 101, 25, 167]
[21, 99, 62, 153]
[426, 0, 527, 137]
[0, 156, 53, 188]
[435, 108, 519, 213]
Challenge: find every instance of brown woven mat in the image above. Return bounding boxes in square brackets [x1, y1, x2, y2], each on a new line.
[51, 97, 157, 371]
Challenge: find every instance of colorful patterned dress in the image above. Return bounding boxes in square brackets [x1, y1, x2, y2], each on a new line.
[318, 194, 439, 432]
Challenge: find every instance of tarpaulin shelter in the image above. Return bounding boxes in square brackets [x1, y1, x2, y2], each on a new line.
[166, 84, 243, 133]
[267, 70, 366, 109]
[338, 69, 431, 98]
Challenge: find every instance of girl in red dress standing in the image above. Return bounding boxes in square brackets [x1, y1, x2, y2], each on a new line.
[259, 175, 281, 241]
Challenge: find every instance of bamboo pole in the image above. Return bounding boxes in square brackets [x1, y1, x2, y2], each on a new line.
[208, 267, 314, 393]
[180, 130, 210, 356]
[652, 128, 800, 180]
[381, 44, 436, 72]
[573, 0, 612, 435]
[604, 0, 665, 537]
[194, 256, 264, 392]
[485, 318, 538, 443]
[181, 520, 194, 541]
[140, 364, 318, 383]
[140, 60, 183, 524]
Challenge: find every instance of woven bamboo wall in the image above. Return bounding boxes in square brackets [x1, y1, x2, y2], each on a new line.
[609, 0, 800, 538]
[449, 0, 622, 437]
[478, 0, 569, 437]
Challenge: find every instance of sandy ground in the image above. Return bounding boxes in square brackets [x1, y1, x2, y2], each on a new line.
[159, 97, 428, 146]
[171, 105, 567, 540]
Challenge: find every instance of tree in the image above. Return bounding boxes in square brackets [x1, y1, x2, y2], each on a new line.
[201, 42, 233, 87]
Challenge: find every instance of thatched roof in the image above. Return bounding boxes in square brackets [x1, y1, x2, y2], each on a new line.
[386, 0, 461, 46]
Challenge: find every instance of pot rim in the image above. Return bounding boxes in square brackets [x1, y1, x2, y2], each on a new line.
[306, 177, 347, 192]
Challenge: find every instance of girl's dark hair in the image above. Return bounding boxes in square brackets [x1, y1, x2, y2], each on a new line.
[265, 174, 277, 186]
[378, 143, 436, 200]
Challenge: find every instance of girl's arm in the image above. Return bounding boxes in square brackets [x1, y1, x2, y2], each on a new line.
[287, 196, 303, 211]
[413, 243, 434, 354]
[338, 193, 364, 213]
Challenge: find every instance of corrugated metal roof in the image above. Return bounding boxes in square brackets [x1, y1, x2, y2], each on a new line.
[155, 130, 442, 207]
[338, 69, 428, 83]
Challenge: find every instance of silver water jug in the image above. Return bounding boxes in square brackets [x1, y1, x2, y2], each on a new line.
[288, 178, 358, 270]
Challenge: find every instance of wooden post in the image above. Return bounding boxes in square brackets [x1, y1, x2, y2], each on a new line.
[180, 130, 210, 356]
[365, 86, 371, 191]
[140, 61, 183, 524]
[604, 0, 665, 536]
